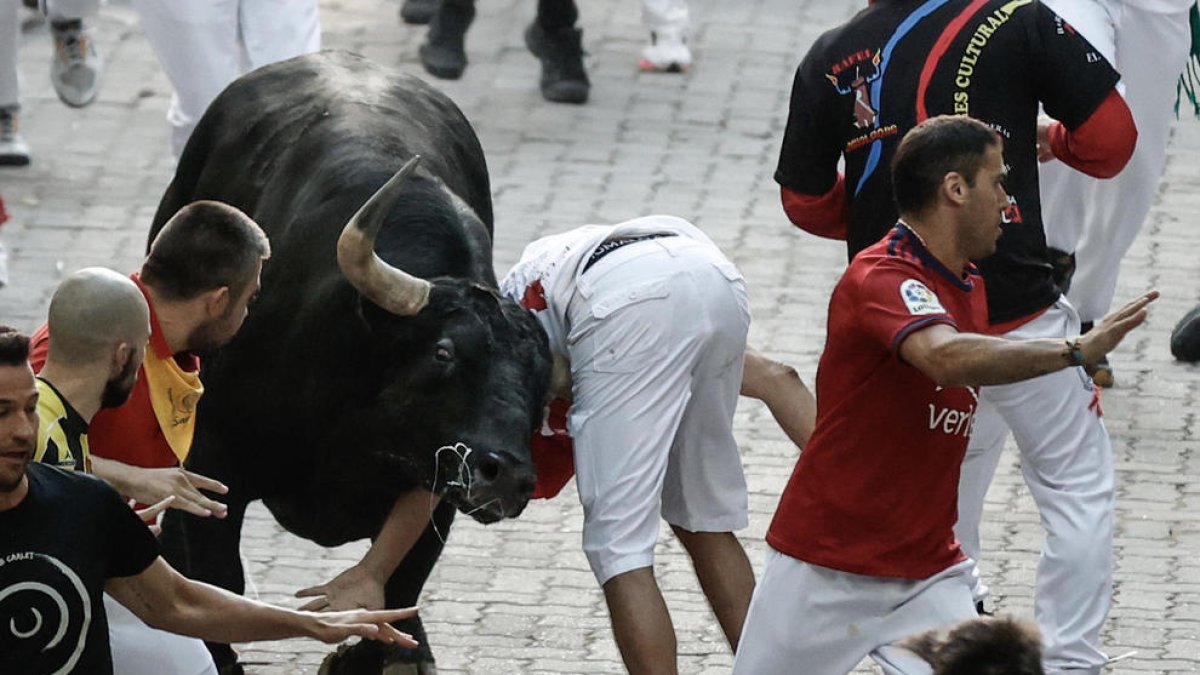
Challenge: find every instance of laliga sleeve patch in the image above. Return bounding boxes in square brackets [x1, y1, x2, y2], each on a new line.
[899, 279, 946, 316]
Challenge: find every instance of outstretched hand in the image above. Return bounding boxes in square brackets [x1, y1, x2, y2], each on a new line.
[296, 564, 386, 612]
[93, 456, 230, 518]
[132, 496, 175, 536]
[131, 467, 228, 517]
[306, 606, 420, 647]
[1080, 290, 1160, 364]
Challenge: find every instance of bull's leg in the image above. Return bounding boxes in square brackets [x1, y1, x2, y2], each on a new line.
[321, 499, 457, 675]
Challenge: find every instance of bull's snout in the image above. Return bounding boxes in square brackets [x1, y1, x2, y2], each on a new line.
[473, 450, 536, 502]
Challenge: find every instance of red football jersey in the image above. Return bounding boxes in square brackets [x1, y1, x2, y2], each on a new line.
[767, 225, 988, 579]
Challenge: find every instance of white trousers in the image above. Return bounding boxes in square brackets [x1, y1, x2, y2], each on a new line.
[104, 593, 219, 675]
[1040, 0, 1191, 322]
[641, 0, 688, 36]
[955, 297, 1115, 675]
[566, 235, 750, 585]
[732, 551, 978, 675]
[0, 0, 98, 108]
[131, 0, 320, 158]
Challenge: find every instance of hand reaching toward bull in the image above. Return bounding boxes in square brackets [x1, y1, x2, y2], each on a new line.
[296, 564, 386, 612]
[304, 607, 422, 646]
[295, 489, 440, 612]
[92, 455, 230, 518]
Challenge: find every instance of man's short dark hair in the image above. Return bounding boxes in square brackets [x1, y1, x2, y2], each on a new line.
[892, 115, 1002, 216]
[0, 326, 31, 367]
[141, 201, 271, 301]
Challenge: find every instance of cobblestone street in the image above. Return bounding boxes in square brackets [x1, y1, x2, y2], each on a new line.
[2, 0, 1199, 672]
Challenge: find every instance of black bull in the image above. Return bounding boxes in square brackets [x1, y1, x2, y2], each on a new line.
[155, 51, 552, 672]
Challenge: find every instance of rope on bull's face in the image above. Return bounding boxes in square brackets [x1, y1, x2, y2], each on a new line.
[428, 441, 506, 542]
[430, 442, 473, 543]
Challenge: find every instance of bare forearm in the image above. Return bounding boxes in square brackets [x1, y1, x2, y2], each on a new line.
[109, 567, 317, 643]
[171, 582, 319, 643]
[904, 292, 1157, 388]
[741, 351, 817, 448]
[923, 334, 1071, 387]
[359, 490, 439, 581]
[90, 455, 134, 494]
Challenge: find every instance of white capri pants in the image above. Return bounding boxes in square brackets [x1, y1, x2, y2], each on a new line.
[566, 235, 750, 585]
[132, 0, 320, 158]
[732, 551, 978, 675]
[0, 0, 98, 108]
[104, 593, 218, 675]
[1040, 0, 1191, 323]
[955, 296, 1114, 675]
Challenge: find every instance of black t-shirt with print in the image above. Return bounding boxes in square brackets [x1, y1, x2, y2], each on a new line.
[776, 0, 1119, 324]
[0, 463, 159, 674]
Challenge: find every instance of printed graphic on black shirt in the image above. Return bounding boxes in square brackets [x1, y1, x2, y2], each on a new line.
[825, 49, 883, 129]
[776, 0, 1120, 324]
[0, 552, 92, 673]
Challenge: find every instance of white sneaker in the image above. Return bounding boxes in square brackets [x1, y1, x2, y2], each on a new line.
[50, 19, 103, 108]
[639, 31, 692, 73]
[0, 109, 31, 167]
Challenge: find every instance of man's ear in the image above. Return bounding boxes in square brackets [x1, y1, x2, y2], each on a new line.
[200, 286, 232, 320]
[942, 172, 969, 206]
[110, 342, 132, 378]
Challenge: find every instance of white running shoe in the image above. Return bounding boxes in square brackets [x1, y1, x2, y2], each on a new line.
[639, 31, 692, 73]
[50, 19, 103, 108]
[0, 109, 31, 167]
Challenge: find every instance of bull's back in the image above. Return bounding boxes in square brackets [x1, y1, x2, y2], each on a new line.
[150, 51, 493, 244]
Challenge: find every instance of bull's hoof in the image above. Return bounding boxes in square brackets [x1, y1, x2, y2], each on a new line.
[318, 641, 437, 675]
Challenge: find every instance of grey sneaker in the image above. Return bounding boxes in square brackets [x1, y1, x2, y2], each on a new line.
[50, 19, 102, 108]
[0, 109, 31, 167]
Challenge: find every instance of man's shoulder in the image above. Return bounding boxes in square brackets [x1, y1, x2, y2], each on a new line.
[27, 462, 105, 494]
[34, 378, 65, 417]
[847, 229, 926, 277]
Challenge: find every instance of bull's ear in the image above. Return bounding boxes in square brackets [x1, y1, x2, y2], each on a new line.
[469, 283, 501, 306]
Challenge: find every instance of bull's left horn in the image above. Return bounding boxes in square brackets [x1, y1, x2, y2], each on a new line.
[337, 156, 432, 316]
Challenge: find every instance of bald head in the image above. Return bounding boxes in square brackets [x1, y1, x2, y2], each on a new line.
[47, 268, 151, 367]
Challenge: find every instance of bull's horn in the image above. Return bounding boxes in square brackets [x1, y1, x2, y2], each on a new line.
[337, 156, 432, 316]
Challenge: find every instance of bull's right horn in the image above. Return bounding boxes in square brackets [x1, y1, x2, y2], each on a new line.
[337, 156, 432, 316]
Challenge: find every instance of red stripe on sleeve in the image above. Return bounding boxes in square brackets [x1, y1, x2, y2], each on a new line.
[1046, 89, 1137, 179]
[781, 177, 849, 241]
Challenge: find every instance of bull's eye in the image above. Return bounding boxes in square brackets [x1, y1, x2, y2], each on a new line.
[434, 338, 455, 363]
